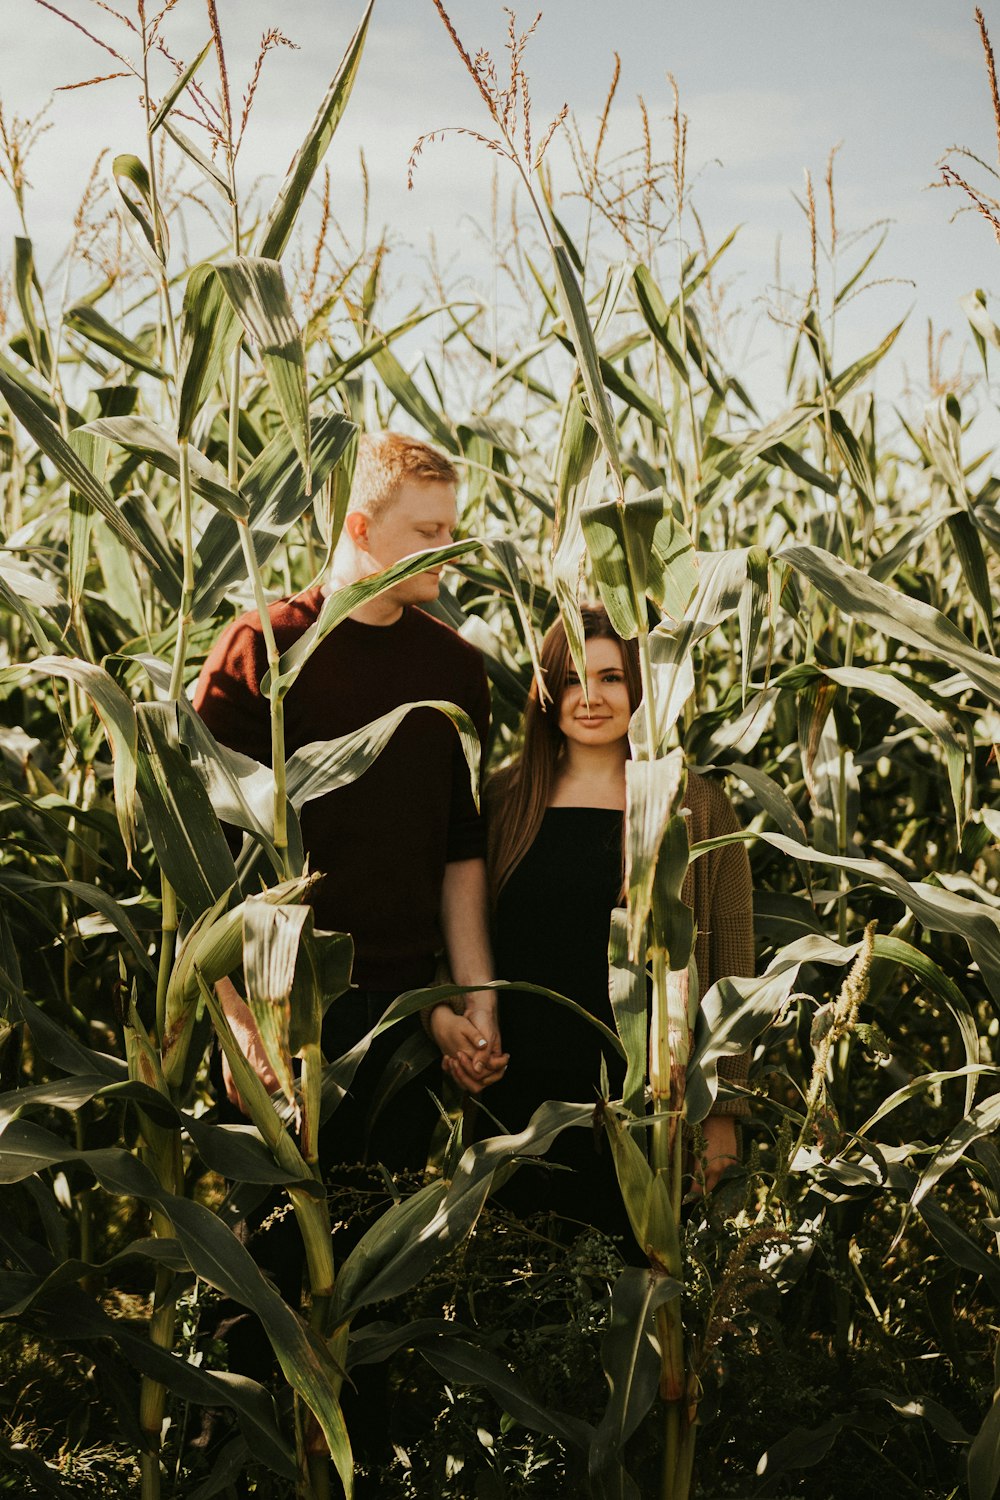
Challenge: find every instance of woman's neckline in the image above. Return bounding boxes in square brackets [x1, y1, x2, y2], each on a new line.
[544, 803, 624, 813]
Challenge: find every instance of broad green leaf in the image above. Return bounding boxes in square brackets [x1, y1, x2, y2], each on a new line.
[67, 425, 104, 612]
[267, 539, 478, 695]
[350, 316, 455, 451]
[111, 153, 168, 278]
[0, 367, 153, 563]
[419, 1332, 594, 1452]
[870, 936, 982, 1115]
[608, 908, 647, 1118]
[83, 414, 246, 519]
[855, 1064, 997, 1139]
[830, 318, 905, 401]
[697, 827, 1000, 1010]
[0, 1128, 353, 1491]
[166, 875, 316, 1015]
[286, 699, 480, 812]
[582, 491, 663, 640]
[215, 258, 311, 489]
[912, 1093, 1000, 1207]
[177, 261, 239, 441]
[256, 0, 374, 261]
[552, 386, 601, 690]
[243, 901, 311, 1103]
[150, 38, 213, 132]
[783, 543, 1000, 707]
[738, 545, 770, 705]
[603, 1108, 680, 1266]
[822, 663, 967, 836]
[0, 1220, 293, 1477]
[136, 702, 238, 916]
[194, 412, 356, 618]
[162, 116, 232, 199]
[589, 1265, 680, 1490]
[624, 750, 686, 960]
[552, 243, 623, 494]
[13, 237, 51, 378]
[0, 655, 138, 857]
[64, 302, 166, 381]
[332, 1097, 596, 1322]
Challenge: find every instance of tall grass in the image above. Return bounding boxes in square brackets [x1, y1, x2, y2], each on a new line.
[0, 3, 999, 1498]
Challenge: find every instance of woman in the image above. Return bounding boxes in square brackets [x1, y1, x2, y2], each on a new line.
[472, 604, 754, 1228]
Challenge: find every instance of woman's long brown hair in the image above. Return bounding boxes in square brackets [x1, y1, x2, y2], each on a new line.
[487, 604, 642, 900]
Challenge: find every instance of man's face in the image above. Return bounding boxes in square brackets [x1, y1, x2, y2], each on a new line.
[359, 478, 458, 605]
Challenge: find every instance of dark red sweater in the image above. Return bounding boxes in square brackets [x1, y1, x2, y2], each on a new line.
[193, 588, 491, 990]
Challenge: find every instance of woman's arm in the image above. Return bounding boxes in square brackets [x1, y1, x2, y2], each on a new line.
[437, 856, 508, 1091]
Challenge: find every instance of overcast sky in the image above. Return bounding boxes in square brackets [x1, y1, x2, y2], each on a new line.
[3, 0, 1000, 431]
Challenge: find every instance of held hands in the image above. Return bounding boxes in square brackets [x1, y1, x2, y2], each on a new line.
[429, 995, 508, 1095]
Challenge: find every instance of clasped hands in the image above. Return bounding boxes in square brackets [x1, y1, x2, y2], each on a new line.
[429, 994, 508, 1095]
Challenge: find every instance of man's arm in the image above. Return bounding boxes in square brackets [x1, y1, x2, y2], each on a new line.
[437, 856, 506, 1092]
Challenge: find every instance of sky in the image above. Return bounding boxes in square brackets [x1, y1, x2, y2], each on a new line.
[2, 0, 999, 435]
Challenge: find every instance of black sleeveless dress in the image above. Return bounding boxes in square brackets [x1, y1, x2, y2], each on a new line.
[486, 807, 630, 1233]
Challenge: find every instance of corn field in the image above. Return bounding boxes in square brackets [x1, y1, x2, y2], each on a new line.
[2, 3, 1000, 1497]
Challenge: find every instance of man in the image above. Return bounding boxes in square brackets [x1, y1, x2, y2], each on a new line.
[194, 431, 507, 1166]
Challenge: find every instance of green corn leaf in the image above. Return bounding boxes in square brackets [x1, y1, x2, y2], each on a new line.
[177, 261, 239, 442]
[947, 510, 995, 651]
[111, 154, 168, 277]
[419, 1331, 594, 1452]
[13, 237, 51, 378]
[0, 655, 138, 858]
[136, 702, 238, 916]
[830, 318, 905, 401]
[0, 367, 153, 564]
[0, 1129, 353, 1492]
[243, 900, 311, 1104]
[582, 491, 663, 640]
[603, 1108, 680, 1265]
[869, 936, 981, 1115]
[783, 542, 1000, 706]
[912, 1092, 1000, 1207]
[256, 0, 374, 261]
[150, 38, 213, 132]
[552, 242, 623, 494]
[83, 414, 246, 519]
[332, 1098, 596, 1322]
[349, 317, 455, 451]
[589, 1265, 681, 1490]
[267, 538, 478, 695]
[286, 699, 480, 812]
[738, 546, 770, 705]
[828, 407, 876, 508]
[215, 258, 311, 489]
[552, 385, 601, 690]
[821, 663, 967, 837]
[608, 908, 648, 1118]
[624, 750, 686, 961]
[67, 425, 105, 613]
[64, 302, 166, 381]
[161, 116, 232, 199]
[194, 412, 355, 619]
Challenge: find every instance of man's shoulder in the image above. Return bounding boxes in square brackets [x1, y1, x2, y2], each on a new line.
[222, 585, 324, 645]
[407, 607, 485, 673]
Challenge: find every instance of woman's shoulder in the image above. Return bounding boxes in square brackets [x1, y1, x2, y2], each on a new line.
[685, 767, 742, 841]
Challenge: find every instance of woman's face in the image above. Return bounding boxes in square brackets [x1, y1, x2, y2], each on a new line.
[558, 636, 632, 748]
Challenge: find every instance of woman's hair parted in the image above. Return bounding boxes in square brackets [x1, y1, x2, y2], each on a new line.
[487, 604, 642, 899]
